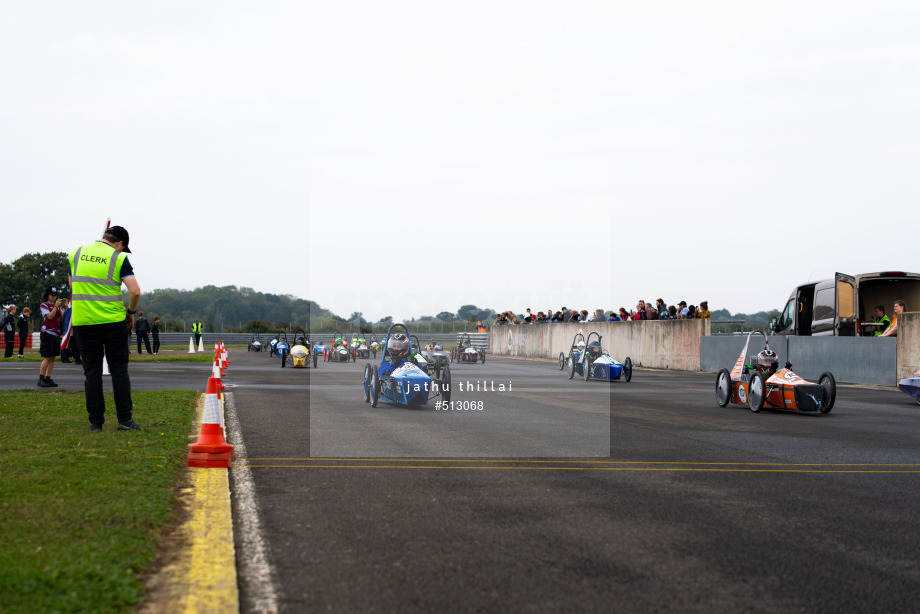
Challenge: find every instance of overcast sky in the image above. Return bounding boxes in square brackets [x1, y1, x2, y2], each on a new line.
[2, 1, 917, 321]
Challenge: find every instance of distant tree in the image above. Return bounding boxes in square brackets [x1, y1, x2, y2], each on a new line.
[436, 311, 457, 321]
[0, 252, 71, 311]
[457, 305, 480, 321]
[243, 320, 274, 333]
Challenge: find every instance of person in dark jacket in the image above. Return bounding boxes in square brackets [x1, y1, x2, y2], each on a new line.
[151, 316, 161, 355]
[2, 305, 16, 358]
[17, 307, 31, 358]
[135, 311, 152, 354]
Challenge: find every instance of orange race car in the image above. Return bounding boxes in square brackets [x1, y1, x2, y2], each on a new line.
[715, 331, 836, 414]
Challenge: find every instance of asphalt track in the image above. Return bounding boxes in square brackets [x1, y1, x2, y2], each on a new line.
[228, 351, 920, 613]
[4, 352, 920, 612]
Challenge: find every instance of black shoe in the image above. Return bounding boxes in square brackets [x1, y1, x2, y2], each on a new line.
[61, 359, 72, 363]
[45, 378, 59, 387]
[89, 424, 103, 432]
[37, 379, 48, 387]
[118, 420, 141, 431]
[74, 359, 83, 364]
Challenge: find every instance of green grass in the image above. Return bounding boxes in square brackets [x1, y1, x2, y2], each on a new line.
[0, 389, 200, 613]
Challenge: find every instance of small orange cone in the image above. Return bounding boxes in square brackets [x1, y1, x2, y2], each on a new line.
[188, 391, 234, 467]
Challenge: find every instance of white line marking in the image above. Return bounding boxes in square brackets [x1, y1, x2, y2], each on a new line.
[225, 393, 281, 613]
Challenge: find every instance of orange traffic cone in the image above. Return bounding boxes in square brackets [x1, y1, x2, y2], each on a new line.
[188, 391, 234, 468]
[212, 363, 226, 389]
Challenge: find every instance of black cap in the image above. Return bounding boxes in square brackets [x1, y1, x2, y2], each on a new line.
[679, 300, 687, 306]
[45, 286, 58, 295]
[106, 225, 131, 253]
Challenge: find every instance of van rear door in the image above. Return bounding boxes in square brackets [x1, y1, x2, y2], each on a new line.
[835, 273, 856, 336]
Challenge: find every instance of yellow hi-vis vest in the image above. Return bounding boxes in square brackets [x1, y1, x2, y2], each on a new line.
[193, 322, 203, 334]
[69, 241, 128, 326]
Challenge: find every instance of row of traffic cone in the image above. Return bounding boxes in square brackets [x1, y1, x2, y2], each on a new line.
[187, 342, 234, 468]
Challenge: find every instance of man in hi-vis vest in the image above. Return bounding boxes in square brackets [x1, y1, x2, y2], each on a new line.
[69, 225, 142, 432]
[192, 319, 203, 347]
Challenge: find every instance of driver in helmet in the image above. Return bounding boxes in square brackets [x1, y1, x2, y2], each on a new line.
[427, 337, 439, 351]
[575, 340, 586, 356]
[379, 333, 411, 377]
[586, 340, 603, 359]
[756, 349, 779, 375]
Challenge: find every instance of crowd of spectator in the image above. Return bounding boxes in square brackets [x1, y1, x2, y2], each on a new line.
[491, 300, 711, 326]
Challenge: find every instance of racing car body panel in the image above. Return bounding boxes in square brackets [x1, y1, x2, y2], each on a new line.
[898, 369, 920, 403]
[379, 363, 432, 406]
[587, 354, 626, 380]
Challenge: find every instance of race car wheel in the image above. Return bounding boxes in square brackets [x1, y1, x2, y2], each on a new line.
[281, 349, 287, 368]
[352, 350, 356, 362]
[313, 350, 318, 368]
[818, 372, 836, 414]
[434, 363, 441, 380]
[583, 358, 591, 381]
[567, 356, 575, 379]
[441, 365, 452, 403]
[363, 364, 371, 403]
[748, 372, 766, 412]
[370, 370, 380, 408]
[559, 352, 566, 370]
[624, 357, 633, 383]
[715, 368, 731, 407]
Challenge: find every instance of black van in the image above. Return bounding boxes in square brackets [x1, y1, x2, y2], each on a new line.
[773, 271, 920, 336]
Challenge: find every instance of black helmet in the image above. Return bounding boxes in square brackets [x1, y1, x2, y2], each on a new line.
[587, 340, 603, 356]
[388, 333, 410, 360]
[756, 349, 778, 373]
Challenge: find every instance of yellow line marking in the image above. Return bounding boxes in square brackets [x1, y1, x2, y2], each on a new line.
[155, 394, 239, 614]
[239, 464, 920, 473]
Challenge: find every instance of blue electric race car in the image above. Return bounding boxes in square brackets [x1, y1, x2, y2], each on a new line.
[363, 323, 452, 408]
[563, 332, 632, 382]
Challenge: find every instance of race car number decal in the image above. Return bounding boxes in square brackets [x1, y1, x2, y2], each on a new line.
[738, 384, 747, 403]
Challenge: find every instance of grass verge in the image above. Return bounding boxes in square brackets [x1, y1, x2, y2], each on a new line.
[0, 389, 199, 613]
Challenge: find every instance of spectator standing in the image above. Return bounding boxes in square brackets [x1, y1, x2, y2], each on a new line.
[668, 305, 678, 319]
[678, 301, 689, 318]
[696, 301, 711, 319]
[687, 305, 697, 319]
[593, 309, 606, 321]
[152, 317, 161, 354]
[580, 309, 590, 322]
[656, 298, 668, 319]
[37, 287, 62, 387]
[2, 305, 16, 358]
[879, 300, 905, 337]
[135, 311, 152, 354]
[17, 307, 31, 358]
[476, 320, 487, 333]
[192, 319, 203, 348]
[69, 225, 141, 431]
[872, 306, 891, 336]
[646, 301, 659, 320]
[619, 307, 630, 321]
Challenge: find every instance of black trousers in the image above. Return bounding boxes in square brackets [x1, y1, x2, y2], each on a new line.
[18, 331, 28, 355]
[152, 333, 160, 354]
[194, 333, 202, 348]
[75, 321, 133, 426]
[137, 331, 152, 354]
[3, 332, 14, 357]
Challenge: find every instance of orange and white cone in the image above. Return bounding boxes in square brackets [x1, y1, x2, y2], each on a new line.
[212, 362, 226, 389]
[187, 391, 234, 468]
